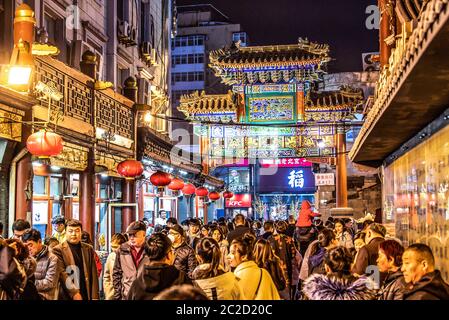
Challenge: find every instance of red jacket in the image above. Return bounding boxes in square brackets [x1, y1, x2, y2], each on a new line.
[296, 201, 321, 227]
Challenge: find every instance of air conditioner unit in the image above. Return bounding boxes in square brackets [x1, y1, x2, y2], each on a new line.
[362, 52, 380, 72]
[118, 20, 131, 40]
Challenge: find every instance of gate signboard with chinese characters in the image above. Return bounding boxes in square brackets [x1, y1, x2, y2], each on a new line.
[257, 167, 316, 194]
[315, 173, 335, 186]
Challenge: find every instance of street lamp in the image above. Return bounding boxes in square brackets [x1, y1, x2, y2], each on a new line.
[2, 4, 36, 92]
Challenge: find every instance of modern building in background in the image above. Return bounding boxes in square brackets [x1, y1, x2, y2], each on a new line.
[170, 4, 248, 153]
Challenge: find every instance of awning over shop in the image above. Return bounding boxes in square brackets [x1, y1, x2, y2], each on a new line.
[350, 3, 449, 167]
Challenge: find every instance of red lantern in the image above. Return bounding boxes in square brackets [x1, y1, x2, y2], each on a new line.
[209, 191, 220, 201]
[26, 130, 63, 158]
[168, 177, 184, 196]
[117, 160, 144, 179]
[182, 183, 196, 196]
[150, 171, 172, 194]
[195, 187, 209, 197]
[223, 191, 234, 199]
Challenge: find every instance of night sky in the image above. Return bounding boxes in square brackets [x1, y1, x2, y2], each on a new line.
[176, 0, 379, 72]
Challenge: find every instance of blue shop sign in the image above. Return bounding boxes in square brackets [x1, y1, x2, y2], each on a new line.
[257, 167, 316, 194]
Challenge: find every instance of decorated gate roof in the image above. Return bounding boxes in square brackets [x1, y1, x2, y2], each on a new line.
[178, 86, 363, 122]
[209, 38, 331, 85]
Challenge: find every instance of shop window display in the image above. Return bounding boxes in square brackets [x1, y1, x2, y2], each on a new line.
[383, 124, 449, 282]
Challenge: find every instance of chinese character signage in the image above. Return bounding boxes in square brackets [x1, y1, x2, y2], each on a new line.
[315, 173, 335, 186]
[260, 158, 312, 167]
[247, 95, 296, 123]
[257, 167, 316, 194]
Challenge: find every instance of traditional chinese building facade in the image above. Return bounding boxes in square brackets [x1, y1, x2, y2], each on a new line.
[0, 1, 223, 244]
[350, 0, 449, 281]
[179, 39, 364, 219]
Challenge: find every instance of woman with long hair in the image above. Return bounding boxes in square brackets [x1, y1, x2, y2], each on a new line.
[334, 219, 354, 249]
[208, 227, 229, 271]
[253, 239, 287, 298]
[192, 237, 244, 300]
[307, 228, 338, 276]
[303, 246, 377, 300]
[228, 234, 280, 300]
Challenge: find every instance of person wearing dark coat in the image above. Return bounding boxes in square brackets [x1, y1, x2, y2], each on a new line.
[169, 224, 198, 279]
[127, 233, 191, 300]
[227, 214, 253, 244]
[307, 229, 338, 277]
[376, 239, 406, 300]
[401, 243, 449, 300]
[351, 223, 386, 277]
[22, 229, 59, 300]
[285, 215, 296, 238]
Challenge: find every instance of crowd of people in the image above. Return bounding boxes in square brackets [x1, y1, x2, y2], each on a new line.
[1, 200, 449, 300]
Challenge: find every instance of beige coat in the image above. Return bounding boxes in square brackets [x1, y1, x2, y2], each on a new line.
[52, 241, 99, 300]
[233, 261, 280, 300]
[102, 251, 116, 300]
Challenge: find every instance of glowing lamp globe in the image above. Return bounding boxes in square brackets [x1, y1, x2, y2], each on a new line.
[117, 160, 144, 179]
[195, 187, 209, 197]
[26, 130, 64, 158]
[223, 191, 234, 199]
[168, 177, 185, 196]
[150, 171, 172, 194]
[182, 183, 196, 196]
[208, 191, 220, 201]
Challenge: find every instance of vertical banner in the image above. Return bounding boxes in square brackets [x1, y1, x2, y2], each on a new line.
[296, 84, 305, 121]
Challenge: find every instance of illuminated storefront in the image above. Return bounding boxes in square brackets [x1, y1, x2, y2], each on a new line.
[383, 123, 449, 281]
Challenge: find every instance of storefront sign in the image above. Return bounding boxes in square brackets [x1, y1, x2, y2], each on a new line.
[315, 173, 335, 186]
[226, 194, 252, 208]
[260, 158, 312, 167]
[258, 167, 316, 194]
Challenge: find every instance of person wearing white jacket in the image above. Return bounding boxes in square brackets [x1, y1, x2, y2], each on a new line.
[192, 238, 245, 300]
[229, 234, 280, 300]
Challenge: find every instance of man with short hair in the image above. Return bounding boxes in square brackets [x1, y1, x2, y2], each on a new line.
[262, 221, 275, 240]
[286, 215, 296, 238]
[351, 222, 386, 276]
[51, 216, 66, 244]
[166, 217, 178, 228]
[11, 219, 31, 240]
[402, 244, 449, 300]
[127, 232, 191, 300]
[169, 224, 198, 279]
[52, 219, 99, 300]
[22, 228, 59, 300]
[187, 218, 202, 249]
[226, 214, 252, 244]
[112, 221, 150, 300]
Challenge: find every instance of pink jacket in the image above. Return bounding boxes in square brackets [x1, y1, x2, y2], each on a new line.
[295, 201, 321, 227]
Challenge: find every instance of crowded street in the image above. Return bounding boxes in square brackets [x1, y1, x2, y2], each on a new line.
[1, 0, 449, 304]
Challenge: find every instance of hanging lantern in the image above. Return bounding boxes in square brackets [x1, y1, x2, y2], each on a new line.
[209, 191, 220, 201]
[150, 171, 172, 194]
[195, 187, 209, 197]
[117, 159, 144, 180]
[223, 191, 234, 199]
[182, 183, 196, 196]
[168, 177, 184, 196]
[26, 130, 64, 158]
